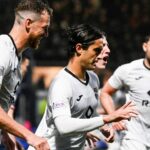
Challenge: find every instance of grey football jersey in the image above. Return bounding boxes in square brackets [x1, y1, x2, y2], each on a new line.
[109, 59, 150, 146]
[0, 34, 22, 112]
[32, 68, 100, 150]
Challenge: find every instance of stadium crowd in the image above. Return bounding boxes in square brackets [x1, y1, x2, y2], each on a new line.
[0, 0, 150, 68]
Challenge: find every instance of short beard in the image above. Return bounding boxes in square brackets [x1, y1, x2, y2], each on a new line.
[28, 35, 41, 49]
[29, 40, 40, 49]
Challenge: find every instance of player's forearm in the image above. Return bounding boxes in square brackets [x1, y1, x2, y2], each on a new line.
[54, 116, 104, 135]
[7, 105, 15, 118]
[0, 106, 35, 143]
[102, 114, 117, 124]
[100, 92, 115, 114]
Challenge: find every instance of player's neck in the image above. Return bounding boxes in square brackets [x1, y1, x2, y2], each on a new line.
[9, 28, 28, 54]
[67, 61, 86, 80]
[144, 58, 150, 69]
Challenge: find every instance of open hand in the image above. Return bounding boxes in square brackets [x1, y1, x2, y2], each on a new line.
[86, 132, 100, 148]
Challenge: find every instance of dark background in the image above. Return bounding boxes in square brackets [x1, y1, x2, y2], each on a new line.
[1, 0, 150, 70]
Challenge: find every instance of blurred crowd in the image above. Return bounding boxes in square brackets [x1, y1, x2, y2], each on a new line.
[0, 0, 150, 69]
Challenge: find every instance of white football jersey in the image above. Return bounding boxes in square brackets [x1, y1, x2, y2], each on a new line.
[29, 68, 100, 150]
[0, 34, 22, 112]
[109, 59, 150, 146]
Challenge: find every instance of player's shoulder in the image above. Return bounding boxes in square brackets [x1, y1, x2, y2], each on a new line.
[0, 34, 11, 44]
[56, 68, 70, 78]
[87, 70, 99, 87]
[51, 68, 70, 84]
[130, 59, 144, 66]
[87, 70, 99, 80]
[49, 68, 72, 92]
[0, 34, 14, 53]
[118, 59, 143, 71]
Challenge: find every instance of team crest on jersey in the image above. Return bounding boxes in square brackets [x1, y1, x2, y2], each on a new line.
[76, 95, 83, 101]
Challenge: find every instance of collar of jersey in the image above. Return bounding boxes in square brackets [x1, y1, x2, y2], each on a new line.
[64, 67, 89, 85]
[7, 34, 20, 60]
[143, 59, 150, 71]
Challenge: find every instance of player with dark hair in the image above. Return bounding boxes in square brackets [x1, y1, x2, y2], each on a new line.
[100, 34, 150, 150]
[0, 0, 52, 149]
[28, 24, 138, 150]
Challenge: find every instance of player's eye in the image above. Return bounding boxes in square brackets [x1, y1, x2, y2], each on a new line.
[94, 48, 102, 55]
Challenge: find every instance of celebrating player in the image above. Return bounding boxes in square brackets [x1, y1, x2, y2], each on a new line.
[0, 0, 52, 149]
[28, 24, 138, 150]
[100, 34, 150, 150]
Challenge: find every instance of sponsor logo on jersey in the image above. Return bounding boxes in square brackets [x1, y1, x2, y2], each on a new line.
[142, 100, 150, 107]
[52, 102, 65, 109]
[76, 95, 83, 101]
[135, 76, 143, 80]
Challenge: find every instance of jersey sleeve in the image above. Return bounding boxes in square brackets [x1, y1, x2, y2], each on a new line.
[108, 64, 128, 89]
[54, 116, 104, 135]
[47, 77, 72, 119]
[0, 39, 10, 87]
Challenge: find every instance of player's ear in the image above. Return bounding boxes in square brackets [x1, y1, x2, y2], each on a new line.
[143, 42, 147, 52]
[25, 18, 32, 33]
[75, 43, 83, 56]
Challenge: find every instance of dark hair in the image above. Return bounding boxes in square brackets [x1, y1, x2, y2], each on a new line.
[15, 0, 53, 16]
[66, 24, 103, 58]
[142, 34, 150, 43]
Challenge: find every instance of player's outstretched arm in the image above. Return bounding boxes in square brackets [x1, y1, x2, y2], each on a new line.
[0, 106, 50, 150]
[102, 101, 138, 124]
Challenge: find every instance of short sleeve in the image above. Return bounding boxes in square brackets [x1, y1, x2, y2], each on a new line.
[0, 39, 10, 86]
[47, 77, 72, 119]
[108, 64, 128, 89]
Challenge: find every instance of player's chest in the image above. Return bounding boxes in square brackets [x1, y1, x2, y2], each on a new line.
[70, 85, 98, 113]
[127, 70, 150, 92]
[3, 63, 22, 92]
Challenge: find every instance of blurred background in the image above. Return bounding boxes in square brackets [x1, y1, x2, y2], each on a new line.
[1, 0, 150, 149]
[1, 0, 150, 69]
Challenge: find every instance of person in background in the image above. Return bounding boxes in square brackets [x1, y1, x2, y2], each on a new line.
[100, 33, 150, 150]
[94, 33, 126, 150]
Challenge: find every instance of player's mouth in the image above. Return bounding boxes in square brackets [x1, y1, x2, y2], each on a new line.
[103, 55, 109, 63]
